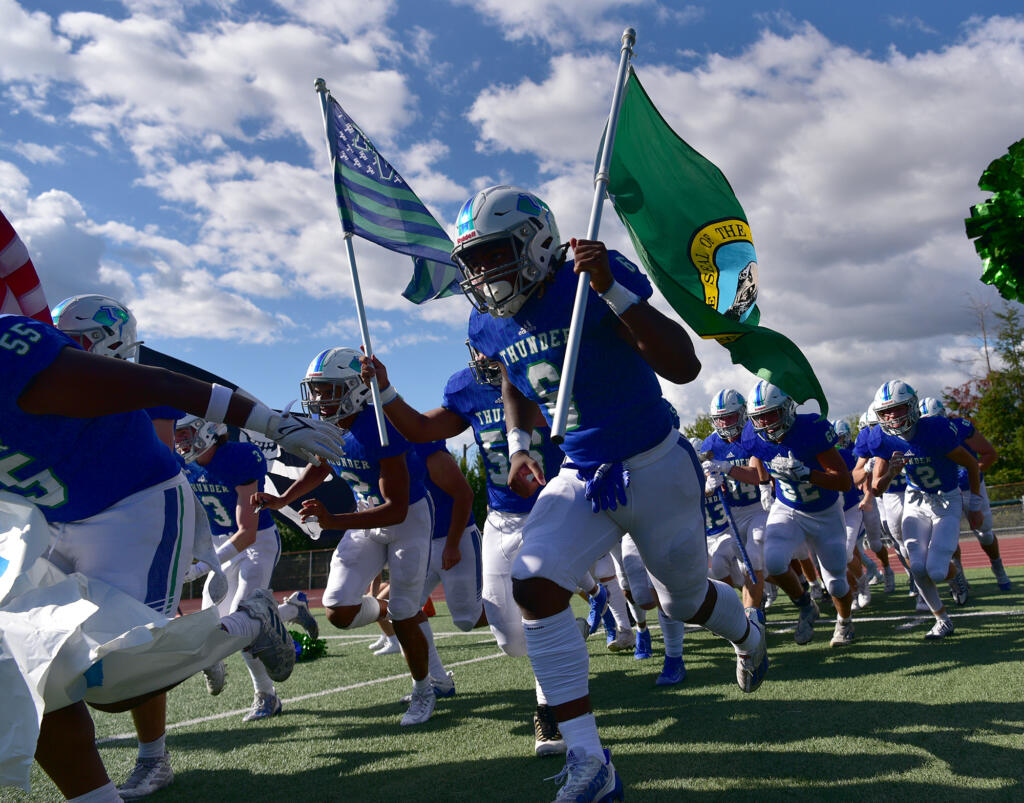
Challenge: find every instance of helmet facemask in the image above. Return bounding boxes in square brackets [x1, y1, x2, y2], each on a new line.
[711, 410, 745, 441]
[300, 375, 368, 424]
[876, 400, 919, 438]
[466, 340, 502, 387]
[174, 417, 223, 463]
[750, 403, 795, 443]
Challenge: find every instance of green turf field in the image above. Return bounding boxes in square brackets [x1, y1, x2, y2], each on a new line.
[7, 567, 1024, 802]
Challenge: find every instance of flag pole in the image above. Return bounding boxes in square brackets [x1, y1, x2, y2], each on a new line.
[550, 28, 635, 443]
[315, 78, 389, 447]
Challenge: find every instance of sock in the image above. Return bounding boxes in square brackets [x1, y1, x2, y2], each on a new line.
[627, 598, 647, 627]
[991, 558, 1005, 572]
[523, 608, 589, 706]
[137, 733, 165, 759]
[243, 651, 276, 694]
[604, 581, 631, 631]
[220, 611, 261, 642]
[277, 602, 299, 622]
[413, 675, 431, 694]
[535, 677, 547, 705]
[657, 609, 685, 659]
[838, 615, 852, 625]
[558, 712, 604, 760]
[420, 620, 448, 681]
[69, 781, 123, 803]
[794, 591, 812, 608]
[699, 579, 750, 644]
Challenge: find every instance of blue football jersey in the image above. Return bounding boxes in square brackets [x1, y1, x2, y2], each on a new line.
[865, 416, 961, 493]
[183, 441, 274, 535]
[838, 447, 863, 511]
[700, 432, 760, 509]
[0, 314, 180, 523]
[741, 414, 840, 512]
[442, 367, 564, 514]
[854, 424, 907, 494]
[146, 406, 185, 422]
[467, 252, 673, 467]
[703, 490, 730, 536]
[415, 440, 474, 540]
[949, 417, 983, 490]
[330, 408, 427, 509]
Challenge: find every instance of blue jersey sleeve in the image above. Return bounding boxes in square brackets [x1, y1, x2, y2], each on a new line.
[146, 406, 185, 422]
[441, 370, 476, 427]
[0, 315, 74, 406]
[215, 443, 268, 488]
[608, 251, 653, 300]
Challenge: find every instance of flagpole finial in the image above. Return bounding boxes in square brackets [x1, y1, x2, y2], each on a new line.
[621, 28, 636, 48]
[314, 78, 328, 94]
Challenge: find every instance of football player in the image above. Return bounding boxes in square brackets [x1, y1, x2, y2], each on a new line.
[715, 381, 855, 647]
[833, 419, 872, 610]
[251, 347, 440, 726]
[441, 185, 767, 799]
[1, 311, 338, 801]
[868, 381, 984, 638]
[357, 341, 570, 756]
[919, 396, 1010, 591]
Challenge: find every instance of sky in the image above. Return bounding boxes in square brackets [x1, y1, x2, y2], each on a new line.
[3, 0, 1023, 452]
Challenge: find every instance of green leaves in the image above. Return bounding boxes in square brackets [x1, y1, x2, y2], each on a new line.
[966, 139, 1024, 301]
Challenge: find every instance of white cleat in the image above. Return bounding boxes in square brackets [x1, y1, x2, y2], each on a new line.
[373, 635, 401, 655]
[368, 633, 388, 651]
[242, 691, 283, 722]
[548, 748, 623, 802]
[830, 619, 855, 647]
[607, 628, 635, 652]
[856, 573, 872, 610]
[925, 618, 955, 640]
[282, 591, 319, 641]
[400, 686, 436, 726]
[202, 660, 227, 696]
[794, 599, 820, 645]
[237, 589, 295, 683]
[118, 751, 174, 800]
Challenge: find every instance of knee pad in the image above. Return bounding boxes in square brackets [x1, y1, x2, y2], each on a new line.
[975, 528, 995, 547]
[452, 615, 478, 632]
[825, 577, 849, 599]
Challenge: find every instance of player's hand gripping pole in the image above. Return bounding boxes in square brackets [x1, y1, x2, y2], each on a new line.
[550, 28, 636, 444]
[716, 487, 758, 586]
[315, 77, 388, 447]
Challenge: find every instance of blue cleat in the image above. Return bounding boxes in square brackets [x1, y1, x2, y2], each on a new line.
[549, 747, 623, 802]
[586, 584, 609, 635]
[655, 655, 686, 686]
[242, 691, 282, 722]
[283, 591, 319, 641]
[737, 607, 768, 693]
[602, 606, 618, 645]
[634, 628, 653, 660]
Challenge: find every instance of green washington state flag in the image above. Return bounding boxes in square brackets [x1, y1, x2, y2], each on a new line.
[605, 67, 827, 415]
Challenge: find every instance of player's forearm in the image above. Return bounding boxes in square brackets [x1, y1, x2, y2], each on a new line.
[328, 499, 409, 530]
[279, 464, 331, 505]
[727, 465, 761, 485]
[870, 462, 892, 496]
[618, 304, 701, 383]
[808, 469, 851, 492]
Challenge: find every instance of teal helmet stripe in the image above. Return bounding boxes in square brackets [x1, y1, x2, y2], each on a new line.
[312, 348, 332, 374]
[882, 382, 892, 402]
[715, 390, 726, 411]
[755, 382, 765, 407]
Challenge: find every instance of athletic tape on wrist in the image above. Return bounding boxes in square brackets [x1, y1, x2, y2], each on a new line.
[243, 400, 275, 434]
[215, 541, 240, 563]
[599, 280, 640, 316]
[507, 427, 531, 455]
[378, 384, 398, 405]
[205, 383, 234, 423]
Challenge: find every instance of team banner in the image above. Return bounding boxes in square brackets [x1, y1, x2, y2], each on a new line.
[0, 210, 51, 324]
[604, 68, 828, 415]
[322, 94, 461, 304]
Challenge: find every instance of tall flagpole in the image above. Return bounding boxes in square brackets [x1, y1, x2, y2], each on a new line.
[315, 78, 389, 447]
[550, 28, 636, 444]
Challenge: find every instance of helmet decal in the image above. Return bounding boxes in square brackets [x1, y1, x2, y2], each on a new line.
[455, 197, 476, 242]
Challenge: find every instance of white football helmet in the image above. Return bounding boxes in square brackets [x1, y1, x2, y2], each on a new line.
[174, 414, 227, 463]
[451, 185, 565, 318]
[866, 405, 880, 426]
[300, 347, 372, 424]
[833, 419, 853, 449]
[919, 396, 946, 418]
[747, 380, 796, 443]
[873, 380, 919, 438]
[52, 294, 141, 360]
[466, 340, 502, 387]
[709, 389, 747, 441]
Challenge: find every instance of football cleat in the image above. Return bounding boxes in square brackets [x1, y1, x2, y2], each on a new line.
[237, 589, 296, 683]
[656, 655, 686, 686]
[830, 619, 855, 647]
[242, 691, 282, 722]
[883, 566, 896, 594]
[368, 633, 388, 651]
[202, 660, 227, 696]
[586, 584, 609, 635]
[924, 618, 955, 640]
[809, 583, 824, 602]
[400, 686, 436, 726]
[283, 591, 319, 641]
[118, 751, 174, 800]
[994, 566, 1012, 592]
[907, 574, 918, 597]
[602, 607, 618, 645]
[399, 672, 455, 704]
[548, 747, 623, 802]
[949, 568, 969, 606]
[373, 635, 401, 655]
[736, 608, 768, 694]
[534, 704, 567, 757]
[633, 628, 653, 660]
[794, 599, 819, 645]
[856, 573, 872, 610]
[763, 582, 777, 609]
[607, 628, 634, 652]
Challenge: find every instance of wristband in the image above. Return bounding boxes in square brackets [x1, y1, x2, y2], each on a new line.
[215, 542, 240, 563]
[599, 280, 640, 316]
[507, 427, 532, 456]
[377, 384, 398, 405]
[967, 492, 982, 512]
[205, 383, 234, 423]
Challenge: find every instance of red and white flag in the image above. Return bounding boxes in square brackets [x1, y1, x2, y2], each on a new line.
[1, 210, 51, 324]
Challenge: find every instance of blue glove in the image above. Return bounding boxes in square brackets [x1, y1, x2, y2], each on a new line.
[567, 461, 631, 512]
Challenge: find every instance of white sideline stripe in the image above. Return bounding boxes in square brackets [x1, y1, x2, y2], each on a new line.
[96, 607, 1023, 744]
[96, 652, 506, 744]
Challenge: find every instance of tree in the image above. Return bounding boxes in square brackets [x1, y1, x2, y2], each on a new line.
[456, 447, 488, 529]
[682, 413, 713, 442]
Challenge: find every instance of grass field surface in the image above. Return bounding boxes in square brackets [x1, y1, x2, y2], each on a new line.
[6, 566, 1024, 801]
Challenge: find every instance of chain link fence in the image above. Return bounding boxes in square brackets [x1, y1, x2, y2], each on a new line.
[181, 548, 340, 599]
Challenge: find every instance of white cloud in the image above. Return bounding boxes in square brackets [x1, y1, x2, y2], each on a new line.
[450, 0, 649, 47]
[11, 141, 63, 164]
[465, 18, 1024, 419]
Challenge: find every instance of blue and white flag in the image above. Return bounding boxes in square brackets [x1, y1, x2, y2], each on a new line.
[323, 95, 460, 304]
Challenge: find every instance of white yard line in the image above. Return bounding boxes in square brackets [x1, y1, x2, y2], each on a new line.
[96, 607, 1023, 744]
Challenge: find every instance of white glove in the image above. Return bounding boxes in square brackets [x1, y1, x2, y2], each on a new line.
[702, 459, 732, 476]
[705, 473, 723, 494]
[183, 560, 213, 584]
[760, 482, 774, 511]
[768, 453, 811, 484]
[864, 456, 876, 474]
[246, 400, 346, 465]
